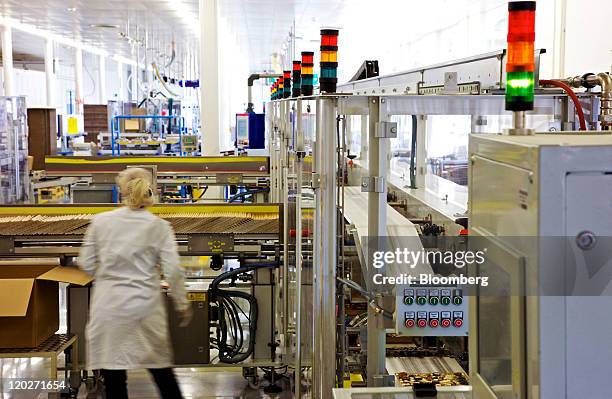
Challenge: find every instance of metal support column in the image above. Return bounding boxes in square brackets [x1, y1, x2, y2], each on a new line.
[360, 114, 368, 161]
[199, 0, 221, 156]
[1, 25, 14, 96]
[281, 99, 290, 348]
[98, 55, 107, 104]
[415, 115, 427, 189]
[117, 61, 124, 102]
[294, 97, 304, 398]
[272, 103, 280, 202]
[44, 39, 55, 107]
[313, 97, 337, 398]
[74, 48, 84, 115]
[366, 97, 389, 386]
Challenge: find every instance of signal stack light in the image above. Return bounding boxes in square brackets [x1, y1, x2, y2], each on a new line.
[319, 29, 339, 93]
[505, 1, 536, 112]
[292, 61, 302, 97]
[283, 70, 291, 99]
[271, 80, 277, 100]
[301, 51, 314, 96]
[278, 78, 284, 100]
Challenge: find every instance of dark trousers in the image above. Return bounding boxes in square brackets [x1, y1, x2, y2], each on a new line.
[101, 368, 183, 399]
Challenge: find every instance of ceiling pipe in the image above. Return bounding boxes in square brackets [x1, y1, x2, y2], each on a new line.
[247, 73, 282, 113]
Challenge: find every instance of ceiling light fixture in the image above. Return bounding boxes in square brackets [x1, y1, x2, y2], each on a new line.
[165, 0, 200, 37]
[90, 24, 119, 29]
[0, 16, 149, 70]
[66, 7, 77, 12]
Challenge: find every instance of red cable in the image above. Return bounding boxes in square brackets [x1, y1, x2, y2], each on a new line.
[539, 79, 587, 131]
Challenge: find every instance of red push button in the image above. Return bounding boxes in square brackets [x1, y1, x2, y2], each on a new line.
[417, 319, 427, 328]
[441, 319, 451, 328]
[405, 319, 415, 328]
[429, 319, 439, 328]
[453, 319, 463, 328]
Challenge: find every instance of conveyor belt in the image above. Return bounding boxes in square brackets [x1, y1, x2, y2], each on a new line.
[386, 356, 468, 388]
[342, 187, 432, 279]
[386, 356, 465, 375]
[45, 155, 270, 175]
[0, 204, 281, 236]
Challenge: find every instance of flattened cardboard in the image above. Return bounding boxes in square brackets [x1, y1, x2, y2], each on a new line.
[0, 265, 55, 279]
[0, 279, 34, 316]
[0, 265, 93, 348]
[37, 267, 94, 286]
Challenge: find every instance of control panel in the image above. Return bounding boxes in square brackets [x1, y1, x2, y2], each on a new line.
[395, 286, 468, 336]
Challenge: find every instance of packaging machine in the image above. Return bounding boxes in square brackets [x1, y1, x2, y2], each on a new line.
[266, 38, 612, 398]
[0, 203, 287, 390]
[36, 155, 271, 204]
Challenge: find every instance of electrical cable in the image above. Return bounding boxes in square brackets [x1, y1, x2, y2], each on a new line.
[539, 79, 587, 130]
[410, 115, 417, 189]
[152, 62, 179, 98]
[83, 61, 96, 98]
[164, 41, 176, 68]
[209, 262, 280, 363]
[228, 187, 270, 203]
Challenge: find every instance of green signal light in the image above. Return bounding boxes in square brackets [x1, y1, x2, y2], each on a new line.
[509, 78, 533, 88]
[506, 71, 535, 111]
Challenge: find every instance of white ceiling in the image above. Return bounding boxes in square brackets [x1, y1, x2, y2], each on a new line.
[220, 0, 347, 71]
[0, 0, 349, 73]
[0, 0, 199, 68]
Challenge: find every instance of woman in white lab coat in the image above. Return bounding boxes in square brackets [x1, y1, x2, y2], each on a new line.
[79, 168, 192, 399]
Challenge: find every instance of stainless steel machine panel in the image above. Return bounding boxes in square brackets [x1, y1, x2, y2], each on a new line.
[395, 285, 468, 337]
[468, 133, 612, 399]
[166, 291, 210, 365]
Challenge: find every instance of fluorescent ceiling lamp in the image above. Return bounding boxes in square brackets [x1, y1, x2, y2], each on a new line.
[0, 16, 151, 69]
[0, 16, 108, 56]
[165, 0, 200, 37]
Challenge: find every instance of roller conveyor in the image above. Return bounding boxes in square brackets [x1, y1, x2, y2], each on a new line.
[0, 204, 283, 258]
[386, 356, 465, 376]
[44, 156, 270, 175]
[0, 204, 280, 236]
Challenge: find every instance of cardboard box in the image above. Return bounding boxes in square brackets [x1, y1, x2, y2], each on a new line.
[0, 265, 93, 348]
[122, 108, 147, 132]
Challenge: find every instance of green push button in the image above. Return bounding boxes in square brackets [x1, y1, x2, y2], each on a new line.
[404, 296, 414, 305]
[416, 297, 427, 306]
[441, 297, 451, 306]
[453, 296, 463, 305]
[429, 296, 439, 305]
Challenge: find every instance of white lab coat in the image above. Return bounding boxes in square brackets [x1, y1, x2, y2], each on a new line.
[78, 207, 188, 370]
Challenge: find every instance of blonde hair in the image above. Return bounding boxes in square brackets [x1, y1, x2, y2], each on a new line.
[117, 168, 155, 209]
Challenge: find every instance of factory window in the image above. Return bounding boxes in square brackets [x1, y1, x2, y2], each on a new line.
[426, 116, 471, 187]
[425, 114, 561, 188]
[389, 116, 415, 184]
[347, 115, 363, 160]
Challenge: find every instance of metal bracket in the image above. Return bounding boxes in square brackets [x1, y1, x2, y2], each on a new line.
[311, 173, 321, 189]
[361, 176, 386, 193]
[443, 71, 459, 94]
[375, 121, 397, 138]
[216, 173, 243, 184]
[188, 234, 235, 253]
